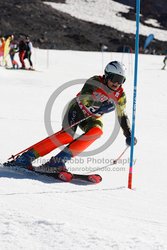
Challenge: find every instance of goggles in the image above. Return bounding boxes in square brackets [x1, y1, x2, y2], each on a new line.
[107, 73, 126, 84]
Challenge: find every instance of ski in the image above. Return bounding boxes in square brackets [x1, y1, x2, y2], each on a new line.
[5, 67, 37, 71]
[2, 163, 102, 184]
[31, 169, 102, 184]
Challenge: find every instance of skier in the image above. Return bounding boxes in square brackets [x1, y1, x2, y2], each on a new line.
[24, 36, 33, 69]
[0, 37, 5, 65]
[9, 39, 19, 69]
[162, 55, 167, 70]
[5, 61, 137, 177]
[18, 39, 27, 69]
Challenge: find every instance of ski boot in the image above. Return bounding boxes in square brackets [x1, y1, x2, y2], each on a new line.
[4, 149, 37, 169]
[33, 156, 67, 173]
[33, 149, 73, 182]
[32, 157, 73, 182]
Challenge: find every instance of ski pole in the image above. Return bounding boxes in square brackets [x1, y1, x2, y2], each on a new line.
[85, 146, 129, 174]
[8, 114, 94, 160]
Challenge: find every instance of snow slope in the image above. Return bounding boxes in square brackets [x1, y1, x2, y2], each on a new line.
[45, 0, 167, 41]
[0, 50, 167, 249]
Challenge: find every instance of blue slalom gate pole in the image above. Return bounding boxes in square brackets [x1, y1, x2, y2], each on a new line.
[128, 0, 140, 189]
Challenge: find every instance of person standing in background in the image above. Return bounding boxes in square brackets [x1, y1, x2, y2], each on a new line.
[18, 39, 27, 69]
[0, 36, 5, 65]
[162, 55, 167, 70]
[24, 36, 33, 70]
[9, 38, 19, 69]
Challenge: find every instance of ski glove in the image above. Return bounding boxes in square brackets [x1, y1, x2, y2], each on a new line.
[126, 136, 137, 146]
[95, 100, 115, 114]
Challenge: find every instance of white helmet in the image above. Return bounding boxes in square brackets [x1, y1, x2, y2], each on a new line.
[104, 61, 126, 84]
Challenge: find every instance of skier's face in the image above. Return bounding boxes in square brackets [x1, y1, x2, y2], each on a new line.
[107, 79, 121, 91]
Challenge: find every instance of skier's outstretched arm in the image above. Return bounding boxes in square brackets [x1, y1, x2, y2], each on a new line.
[116, 92, 137, 146]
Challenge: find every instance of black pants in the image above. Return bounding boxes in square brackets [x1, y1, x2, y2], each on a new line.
[24, 51, 33, 67]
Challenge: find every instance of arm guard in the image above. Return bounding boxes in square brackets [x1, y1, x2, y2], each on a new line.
[116, 91, 131, 138]
[119, 114, 131, 138]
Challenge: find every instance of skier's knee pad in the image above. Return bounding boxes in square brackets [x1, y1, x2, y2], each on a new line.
[84, 126, 103, 138]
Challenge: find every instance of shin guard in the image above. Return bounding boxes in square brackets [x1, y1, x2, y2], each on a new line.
[68, 127, 103, 156]
[32, 130, 74, 157]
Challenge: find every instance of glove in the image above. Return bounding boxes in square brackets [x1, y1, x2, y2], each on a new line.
[95, 100, 115, 114]
[126, 136, 137, 146]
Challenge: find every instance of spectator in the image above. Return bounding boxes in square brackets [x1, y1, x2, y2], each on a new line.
[24, 36, 33, 69]
[162, 55, 167, 70]
[18, 39, 27, 69]
[0, 37, 5, 65]
[9, 38, 19, 69]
